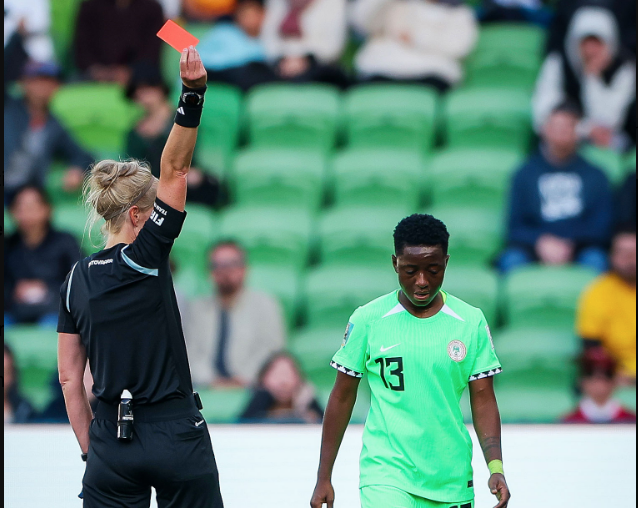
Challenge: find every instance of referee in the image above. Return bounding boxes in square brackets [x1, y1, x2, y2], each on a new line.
[311, 214, 511, 508]
[57, 47, 224, 507]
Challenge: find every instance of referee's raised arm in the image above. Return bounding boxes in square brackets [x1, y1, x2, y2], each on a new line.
[157, 46, 207, 212]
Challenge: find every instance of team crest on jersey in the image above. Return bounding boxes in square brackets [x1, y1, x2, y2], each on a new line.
[342, 322, 354, 347]
[448, 340, 467, 362]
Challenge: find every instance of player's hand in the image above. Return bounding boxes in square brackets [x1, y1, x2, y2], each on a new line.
[489, 473, 511, 508]
[310, 479, 335, 508]
[180, 46, 207, 89]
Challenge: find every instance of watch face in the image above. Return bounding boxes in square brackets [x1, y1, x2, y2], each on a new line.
[182, 92, 202, 106]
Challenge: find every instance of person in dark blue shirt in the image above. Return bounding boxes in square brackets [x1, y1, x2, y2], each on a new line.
[499, 102, 613, 274]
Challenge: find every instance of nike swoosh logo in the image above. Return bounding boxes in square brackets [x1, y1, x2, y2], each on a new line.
[195, 420, 205, 427]
[380, 344, 400, 352]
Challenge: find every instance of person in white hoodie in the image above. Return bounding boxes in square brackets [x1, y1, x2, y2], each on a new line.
[351, 0, 478, 91]
[533, 7, 636, 150]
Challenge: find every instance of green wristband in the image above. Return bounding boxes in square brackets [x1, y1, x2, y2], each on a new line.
[488, 459, 504, 476]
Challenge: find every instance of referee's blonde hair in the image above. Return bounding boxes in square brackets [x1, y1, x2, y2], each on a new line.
[84, 159, 158, 240]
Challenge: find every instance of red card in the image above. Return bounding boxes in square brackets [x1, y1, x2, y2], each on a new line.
[156, 20, 200, 52]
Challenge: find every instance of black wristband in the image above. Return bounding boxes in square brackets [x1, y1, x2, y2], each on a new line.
[175, 84, 207, 128]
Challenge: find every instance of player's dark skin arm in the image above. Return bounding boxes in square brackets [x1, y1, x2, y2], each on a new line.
[469, 377, 511, 508]
[310, 372, 361, 508]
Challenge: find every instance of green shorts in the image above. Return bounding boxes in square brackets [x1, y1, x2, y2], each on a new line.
[360, 486, 474, 508]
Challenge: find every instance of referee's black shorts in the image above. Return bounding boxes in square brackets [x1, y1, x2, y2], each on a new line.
[83, 396, 224, 508]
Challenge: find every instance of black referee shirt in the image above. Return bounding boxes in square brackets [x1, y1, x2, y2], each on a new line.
[57, 199, 193, 406]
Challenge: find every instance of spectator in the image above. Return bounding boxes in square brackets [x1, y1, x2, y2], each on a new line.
[499, 102, 613, 274]
[4, 343, 36, 424]
[546, 0, 636, 57]
[563, 348, 636, 423]
[199, 0, 279, 92]
[479, 0, 552, 26]
[73, 0, 164, 86]
[616, 172, 636, 231]
[4, 61, 94, 203]
[576, 229, 636, 384]
[240, 352, 324, 423]
[351, 0, 478, 92]
[4, 186, 82, 327]
[533, 7, 636, 150]
[124, 63, 222, 207]
[4, 23, 29, 94]
[4, 0, 55, 63]
[184, 241, 286, 388]
[261, 0, 349, 87]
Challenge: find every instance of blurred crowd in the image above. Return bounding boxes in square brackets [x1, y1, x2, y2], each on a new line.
[4, 0, 636, 425]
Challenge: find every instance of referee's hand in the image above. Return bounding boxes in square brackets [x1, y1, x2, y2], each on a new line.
[310, 479, 335, 508]
[180, 46, 207, 89]
[489, 473, 511, 508]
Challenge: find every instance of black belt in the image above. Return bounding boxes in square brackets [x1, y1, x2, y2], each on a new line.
[95, 395, 199, 423]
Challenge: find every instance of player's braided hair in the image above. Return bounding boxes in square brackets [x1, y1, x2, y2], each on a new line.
[393, 214, 450, 255]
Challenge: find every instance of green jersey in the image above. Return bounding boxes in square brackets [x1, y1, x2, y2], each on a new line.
[331, 290, 502, 503]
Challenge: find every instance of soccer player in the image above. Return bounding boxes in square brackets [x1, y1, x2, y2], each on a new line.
[310, 214, 511, 508]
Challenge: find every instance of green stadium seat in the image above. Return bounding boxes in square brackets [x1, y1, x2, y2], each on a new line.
[303, 265, 398, 327]
[332, 149, 426, 210]
[50, 0, 84, 72]
[425, 205, 504, 266]
[495, 383, 577, 424]
[4, 208, 16, 236]
[231, 149, 327, 211]
[195, 84, 243, 177]
[616, 386, 637, 413]
[445, 88, 532, 151]
[53, 203, 103, 255]
[172, 266, 212, 299]
[427, 148, 524, 212]
[319, 205, 409, 268]
[219, 206, 314, 271]
[50, 83, 143, 158]
[247, 265, 303, 330]
[4, 325, 59, 411]
[442, 267, 500, 326]
[45, 164, 83, 206]
[344, 85, 438, 154]
[198, 388, 251, 423]
[246, 84, 341, 152]
[494, 327, 580, 370]
[502, 265, 598, 330]
[171, 204, 218, 280]
[580, 144, 626, 185]
[289, 326, 344, 390]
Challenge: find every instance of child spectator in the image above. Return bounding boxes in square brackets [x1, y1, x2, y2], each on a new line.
[4, 343, 36, 424]
[351, 0, 478, 92]
[73, 0, 165, 85]
[4, 186, 82, 327]
[4, 61, 94, 203]
[499, 102, 613, 274]
[563, 348, 636, 424]
[240, 353, 324, 423]
[533, 7, 636, 150]
[261, 0, 349, 87]
[576, 229, 636, 385]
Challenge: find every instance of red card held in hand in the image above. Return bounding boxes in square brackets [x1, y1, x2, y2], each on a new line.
[156, 20, 200, 52]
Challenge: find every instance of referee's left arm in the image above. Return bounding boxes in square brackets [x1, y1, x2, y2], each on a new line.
[157, 46, 207, 213]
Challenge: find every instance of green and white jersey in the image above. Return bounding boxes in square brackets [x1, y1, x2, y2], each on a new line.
[331, 290, 502, 503]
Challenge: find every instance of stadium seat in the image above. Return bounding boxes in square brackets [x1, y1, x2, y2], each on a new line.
[52, 203, 103, 255]
[303, 265, 398, 327]
[466, 23, 546, 90]
[173, 265, 213, 299]
[219, 206, 315, 271]
[442, 267, 500, 326]
[344, 84, 439, 154]
[579, 144, 626, 185]
[247, 265, 303, 330]
[50, 0, 84, 72]
[319, 205, 409, 268]
[444, 88, 532, 151]
[171, 204, 218, 280]
[50, 83, 143, 159]
[427, 148, 524, 212]
[332, 149, 426, 210]
[495, 383, 577, 424]
[289, 326, 345, 390]
[45, 164, 83, 206]
[4, 208, 16, 236]
[195, 84, 243, 177]
[231, 148, 327, 211]
[424, 205, 504, 266]
[198, 388, 251, 423]
[616, 386, 637, 412]
[246, 84, 341, 152]
[502, 265, 598, 330]
[4, 325, 59, 410]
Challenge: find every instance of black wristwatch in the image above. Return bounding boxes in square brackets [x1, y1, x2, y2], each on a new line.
[180, 90, 205, 107]
[81, 453, 88, 462]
